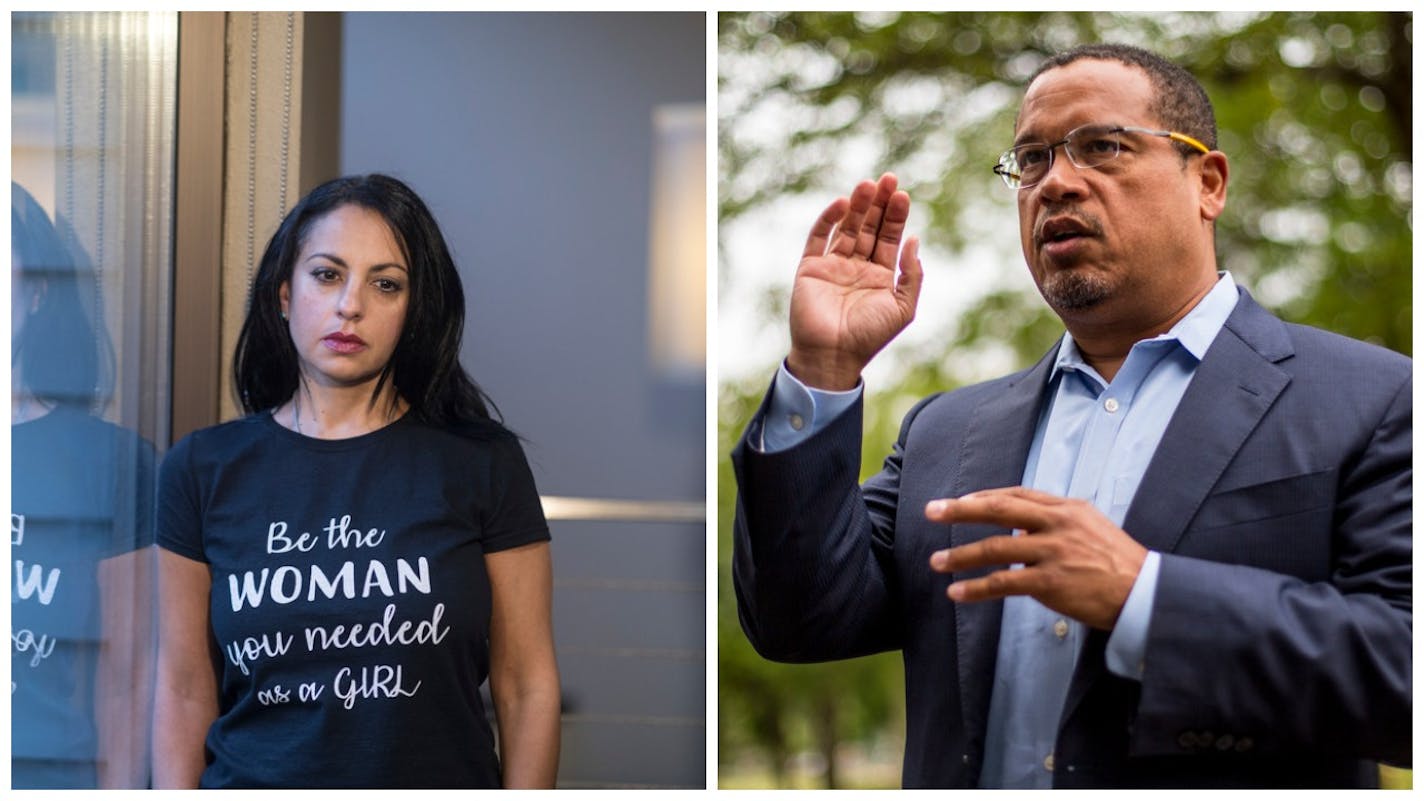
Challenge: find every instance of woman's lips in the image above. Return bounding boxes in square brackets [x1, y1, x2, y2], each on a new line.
[322, 333, 367, 354]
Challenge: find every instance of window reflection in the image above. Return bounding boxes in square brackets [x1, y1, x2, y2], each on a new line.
[12, 183, 157, 789]
[11, 11, 175, 789]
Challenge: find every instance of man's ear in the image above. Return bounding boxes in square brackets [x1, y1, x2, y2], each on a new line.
[1197, 150, 1229, 223]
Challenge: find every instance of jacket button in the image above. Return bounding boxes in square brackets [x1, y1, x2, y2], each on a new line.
[1177, 731, 1195, 750]
[1235, 737, 1254, 753]
[1215, 734, 1234, 751]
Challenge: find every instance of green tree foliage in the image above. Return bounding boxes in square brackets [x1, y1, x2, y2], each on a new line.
[718, 11, 1411, 788]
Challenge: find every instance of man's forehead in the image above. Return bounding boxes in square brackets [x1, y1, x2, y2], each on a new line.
[1014, 59, 1154, 138]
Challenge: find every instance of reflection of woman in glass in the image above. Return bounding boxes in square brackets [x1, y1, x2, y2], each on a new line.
[11, 182, 155, 789]
[154, 174, 560, 788]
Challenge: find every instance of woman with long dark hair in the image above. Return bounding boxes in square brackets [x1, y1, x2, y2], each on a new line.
[154, 174, 559, 788]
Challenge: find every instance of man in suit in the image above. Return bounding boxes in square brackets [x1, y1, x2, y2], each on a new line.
[731, 43, 1410, 788]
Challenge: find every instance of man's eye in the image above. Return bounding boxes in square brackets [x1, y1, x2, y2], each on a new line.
[1017, 148, 1048, 167]
[1081, 137, 1117, 155]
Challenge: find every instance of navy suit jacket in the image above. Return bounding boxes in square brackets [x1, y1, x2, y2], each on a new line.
[732, 289, 1411, 787]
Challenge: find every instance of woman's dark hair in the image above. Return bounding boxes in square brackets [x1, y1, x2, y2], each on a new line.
[12, 182, 114, 410]
[233, 173, 501, 426]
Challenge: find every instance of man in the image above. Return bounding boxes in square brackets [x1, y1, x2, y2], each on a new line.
[731, 43, 1410, 788]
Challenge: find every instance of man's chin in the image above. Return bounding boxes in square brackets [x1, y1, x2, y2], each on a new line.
[1041, 269, 1112, 312]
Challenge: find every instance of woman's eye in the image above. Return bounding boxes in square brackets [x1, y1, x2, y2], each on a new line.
[375, 278, 403, 293]
[312, 268, 340, 282]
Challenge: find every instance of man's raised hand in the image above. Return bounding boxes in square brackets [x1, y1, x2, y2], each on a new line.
[786, 173, 922, 391]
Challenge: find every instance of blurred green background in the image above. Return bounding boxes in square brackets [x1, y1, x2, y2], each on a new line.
[716, 11, 1412, 789]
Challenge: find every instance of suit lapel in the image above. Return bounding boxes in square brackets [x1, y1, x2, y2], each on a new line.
[1060, 289, 1294, 726]
[952, 347, 1057, 749]
[1122, 324, 1291, 553]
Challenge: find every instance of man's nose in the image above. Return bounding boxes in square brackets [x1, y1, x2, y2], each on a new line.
[1035, 150, 1088, 202]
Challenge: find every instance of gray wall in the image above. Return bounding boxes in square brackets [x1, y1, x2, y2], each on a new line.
[340, 12, 706, 788]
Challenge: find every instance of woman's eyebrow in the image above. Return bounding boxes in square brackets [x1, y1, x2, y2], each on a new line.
[304, 252, 348, 267]
[305, 252, 408, 273]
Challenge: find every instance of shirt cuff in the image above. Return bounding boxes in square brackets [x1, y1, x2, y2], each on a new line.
[1105, 550, 1161, 681]
[757, 361, 863, 452]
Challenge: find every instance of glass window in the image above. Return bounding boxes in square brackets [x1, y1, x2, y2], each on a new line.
[11, 11, 177, 789]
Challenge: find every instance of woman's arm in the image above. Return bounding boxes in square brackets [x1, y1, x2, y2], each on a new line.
[486, 540, 560, 788]
[152, 548, 219, 788]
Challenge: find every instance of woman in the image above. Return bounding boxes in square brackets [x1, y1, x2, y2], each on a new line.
[154, 174, 560, 788]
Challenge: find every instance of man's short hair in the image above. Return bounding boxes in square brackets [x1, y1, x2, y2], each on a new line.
[1029, 43, 1218, 158]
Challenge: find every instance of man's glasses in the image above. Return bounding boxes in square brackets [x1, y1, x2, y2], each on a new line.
[993, 124, 1210, 190]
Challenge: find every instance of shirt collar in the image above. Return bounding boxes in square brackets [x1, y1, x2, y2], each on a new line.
[1052, 272, 1239, 376]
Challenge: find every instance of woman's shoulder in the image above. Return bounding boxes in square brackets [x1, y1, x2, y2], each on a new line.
[399, 416, 533, 474]
[166, 412, 280, 467]
[404, 414, 520, 447]
[176, 412, 273, 447]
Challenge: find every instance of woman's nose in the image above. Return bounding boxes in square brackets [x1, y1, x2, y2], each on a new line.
[336, 285, 363, 319]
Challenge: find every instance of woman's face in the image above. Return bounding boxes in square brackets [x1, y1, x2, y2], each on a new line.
[279, 204, 410, 392]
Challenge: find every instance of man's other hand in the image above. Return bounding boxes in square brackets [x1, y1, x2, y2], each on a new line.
[926, 486, 1148, 630]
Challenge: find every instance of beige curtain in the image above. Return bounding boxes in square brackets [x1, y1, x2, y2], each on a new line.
[219, 11, 308, 421]
[50, 11, 178, 439]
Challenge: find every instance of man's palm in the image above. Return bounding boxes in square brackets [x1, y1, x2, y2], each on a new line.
[786, 173, 922, 390]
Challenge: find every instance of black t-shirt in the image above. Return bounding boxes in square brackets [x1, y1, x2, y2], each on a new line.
[157, 412, 549, 788]
[11, 407, 156, 788]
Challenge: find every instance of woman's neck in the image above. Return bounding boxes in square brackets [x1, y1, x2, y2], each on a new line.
[277, 379, 407, 439]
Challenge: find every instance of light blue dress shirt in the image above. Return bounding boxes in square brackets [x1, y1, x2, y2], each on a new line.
[756, 273, 1239, 787]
